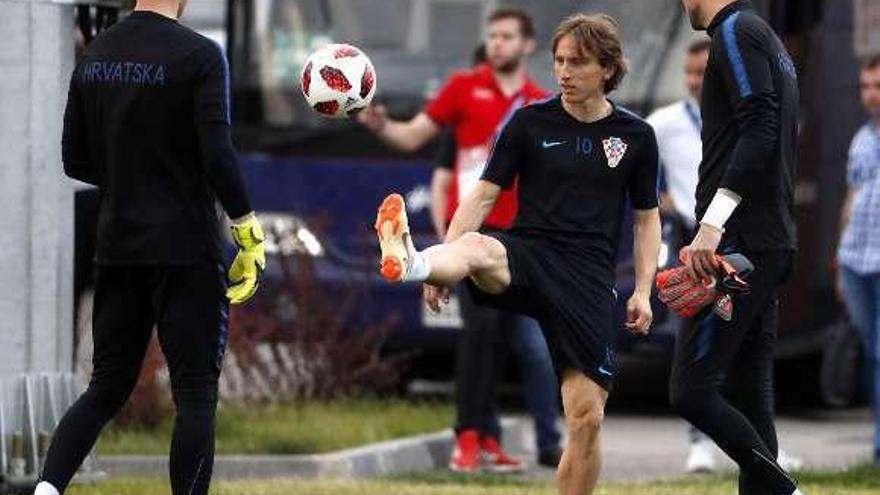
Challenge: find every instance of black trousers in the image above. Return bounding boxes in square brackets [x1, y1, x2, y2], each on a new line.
[454, 283, 515, 439]
[670, 250, 797, 495]
[41, 263, 228, 495]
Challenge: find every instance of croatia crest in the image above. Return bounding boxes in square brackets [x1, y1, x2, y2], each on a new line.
[602, 137, 627, 168]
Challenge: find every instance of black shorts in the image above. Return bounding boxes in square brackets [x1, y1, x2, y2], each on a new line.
[467, 231, 618, 391]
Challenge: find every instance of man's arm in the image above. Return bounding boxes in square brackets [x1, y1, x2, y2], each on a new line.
[687, 17, 780, 279]
[430, 168, 452, 238]
[193, 44, 264, 305]
[62, 71, 98, 185]
[359, 108, 440, 153]
[838, 128, 870, 242]
[645, 112, 680, 217]
[444, 180, 501, 243]
[833, 187, 856, 299]
[660, 192, 678, 216]
[193, 43, 253, 221]
[656, 160, 678, 216]
[716, 16, 780, 200]
[624, 126, 661, 334]
[359, 72, 468, 152]
[839, 188, 856, 236]
[196, 122, 252, 220]
[627, 208, 661, 334]
[429, 132, 457, 238]
[421, 179, 499, 310]
[633, 208, 662, 296]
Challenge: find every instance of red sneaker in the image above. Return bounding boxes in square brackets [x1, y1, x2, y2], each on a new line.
[449, 429, 481, 473]
[480, 435, 525, 473]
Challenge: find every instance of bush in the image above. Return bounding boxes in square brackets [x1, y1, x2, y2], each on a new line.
[76, 221, 411, 429]
[221, 250, 410, 402]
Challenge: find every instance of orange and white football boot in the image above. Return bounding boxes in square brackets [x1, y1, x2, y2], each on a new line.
[374, 193, 415, 282]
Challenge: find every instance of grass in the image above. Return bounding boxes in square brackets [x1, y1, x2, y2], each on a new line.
[66, 465, 880, 495]
[96, 399, 453, 455]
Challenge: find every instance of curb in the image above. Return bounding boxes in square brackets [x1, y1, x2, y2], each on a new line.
[98, 417, 529, 480]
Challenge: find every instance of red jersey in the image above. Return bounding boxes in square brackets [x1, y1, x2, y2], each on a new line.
[424, 64, 549, 229]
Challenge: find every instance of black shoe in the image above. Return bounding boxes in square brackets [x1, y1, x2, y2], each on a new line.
[538, 446, 563, 468]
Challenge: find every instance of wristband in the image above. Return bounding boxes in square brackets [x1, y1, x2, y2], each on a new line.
[700, 189, 741, 231]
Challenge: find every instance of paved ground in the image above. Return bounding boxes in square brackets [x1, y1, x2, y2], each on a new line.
[98, 407, 874, 482]
[505, 409, 874, 481]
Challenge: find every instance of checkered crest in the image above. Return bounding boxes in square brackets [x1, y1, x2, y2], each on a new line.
[602, 137, 628, 168]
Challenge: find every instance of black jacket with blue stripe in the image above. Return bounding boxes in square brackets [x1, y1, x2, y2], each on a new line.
[698, 0, 799, 251]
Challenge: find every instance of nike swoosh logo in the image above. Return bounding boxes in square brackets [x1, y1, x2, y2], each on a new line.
[597, 365, 614, 377]
[542, 140, 566, 148]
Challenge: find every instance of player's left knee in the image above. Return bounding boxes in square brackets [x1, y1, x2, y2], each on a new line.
[457, 232, 504, 271]
[561, 371, 607, 447]
[563, 394, 604, 443]
[566, 404, 604, 441]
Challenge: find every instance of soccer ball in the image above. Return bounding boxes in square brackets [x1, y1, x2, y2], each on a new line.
[300, 43, 376, 119]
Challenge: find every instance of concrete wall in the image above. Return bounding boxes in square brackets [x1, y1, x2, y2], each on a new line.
[0, 0, 75, 375]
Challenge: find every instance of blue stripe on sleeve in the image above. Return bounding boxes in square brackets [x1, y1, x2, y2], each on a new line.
[722, 12, 752, 98]
[216, 41, 232, 125]
[206, 39, 232, 125]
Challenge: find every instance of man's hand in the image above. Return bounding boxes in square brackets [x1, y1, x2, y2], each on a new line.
[357, 104, 388, 133]
[656, 253, 753, 321]
[227, 215, 266, 304]
[423, 284, 451, 313]
[625, 291, 653, 335]
[656, 268, 718, 318]
[682, 223, 723, 282]
[659, 193, 678, 217]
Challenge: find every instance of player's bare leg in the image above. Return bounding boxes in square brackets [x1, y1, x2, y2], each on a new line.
[375, 193, 510, 292]
[557, 370, 608, 495]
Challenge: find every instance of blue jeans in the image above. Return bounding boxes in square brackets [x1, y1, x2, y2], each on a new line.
[510, 317, 562, 453]
[840, 266, 880, 460]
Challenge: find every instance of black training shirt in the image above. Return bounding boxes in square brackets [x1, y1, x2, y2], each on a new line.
[482, 96, 659, 276]
[698, 0, 798, 251]
[62, 10, 252, 265]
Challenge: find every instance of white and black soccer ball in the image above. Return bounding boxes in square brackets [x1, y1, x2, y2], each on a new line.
[300, 43, 376, 119]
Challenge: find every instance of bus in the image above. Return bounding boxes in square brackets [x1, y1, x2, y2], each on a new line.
[75, 0, 866, 404]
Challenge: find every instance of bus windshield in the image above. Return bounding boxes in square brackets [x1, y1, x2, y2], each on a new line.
[226, 0, 700, 153]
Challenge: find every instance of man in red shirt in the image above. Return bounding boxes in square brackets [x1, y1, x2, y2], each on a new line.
[359, 7, 557, 472]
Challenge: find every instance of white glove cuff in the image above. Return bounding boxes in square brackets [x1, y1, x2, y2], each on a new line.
[700, 188, 741, 231]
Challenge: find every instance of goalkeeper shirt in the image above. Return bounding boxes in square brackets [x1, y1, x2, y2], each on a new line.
[62, 10, 251, 265]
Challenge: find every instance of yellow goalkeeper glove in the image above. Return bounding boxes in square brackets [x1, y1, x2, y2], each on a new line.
[226, 215, 265, 304]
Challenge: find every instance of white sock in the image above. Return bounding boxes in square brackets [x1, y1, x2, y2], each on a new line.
[34, 481, 60, 495]
[791, 489, 804, 495]
[403, 250, 431, 282]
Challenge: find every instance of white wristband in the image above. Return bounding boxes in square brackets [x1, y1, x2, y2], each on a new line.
[700, 189, 741, 230]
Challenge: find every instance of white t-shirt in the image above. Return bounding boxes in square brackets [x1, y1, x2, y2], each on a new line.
[646, 99, 702, 227]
